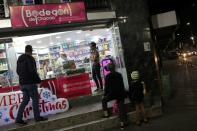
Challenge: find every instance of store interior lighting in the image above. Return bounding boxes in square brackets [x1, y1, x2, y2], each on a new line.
[37, 40, 42, 43]
[66, 38, 71, 41]
[56, 36, 61, 39]
[76, 30, 82, 34]
[85, 34, 90, 36]
[12, 28, 111, 49]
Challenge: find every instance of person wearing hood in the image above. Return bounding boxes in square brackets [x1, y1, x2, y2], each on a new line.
[102, 62, 127, 130]
[15, 45, 48, 126]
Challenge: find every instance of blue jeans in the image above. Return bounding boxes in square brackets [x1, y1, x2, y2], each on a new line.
[16, 84, 40, 121]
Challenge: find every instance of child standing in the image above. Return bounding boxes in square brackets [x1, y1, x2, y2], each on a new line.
[129, 71, 148, 126]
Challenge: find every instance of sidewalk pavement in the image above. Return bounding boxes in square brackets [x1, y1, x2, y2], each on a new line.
[104, 106, 197, 131]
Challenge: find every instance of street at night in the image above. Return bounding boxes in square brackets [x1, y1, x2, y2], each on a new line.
[104, 56, 197, 131]
[1, 0, 197, 131]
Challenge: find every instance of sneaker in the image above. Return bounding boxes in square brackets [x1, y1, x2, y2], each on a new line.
[99, 89, 104, 92]
[120, 122, 125, 130]
[15, 120, 28, 126]
[143, 118, 149, 123]
[102, 111, 110, 118]
[136, 121, 141, 126]
[94, 89, 99, 92]
[120, 125, 124, 130]
[35, 117, 48, 122]
[102, 114, 110, 118]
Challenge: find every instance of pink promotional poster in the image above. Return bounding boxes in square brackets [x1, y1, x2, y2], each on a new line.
[9, 2, 87, 28]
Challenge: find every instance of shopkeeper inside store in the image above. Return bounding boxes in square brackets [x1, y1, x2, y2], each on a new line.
[43, 60, 52, 79]
[55, 52, 68, 74]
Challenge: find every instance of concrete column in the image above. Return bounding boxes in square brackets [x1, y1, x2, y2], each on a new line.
[111, 0, 159, 97]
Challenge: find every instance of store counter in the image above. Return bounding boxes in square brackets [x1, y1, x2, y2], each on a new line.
[41, 73, 92, 99]
[0, 73, 92, 99]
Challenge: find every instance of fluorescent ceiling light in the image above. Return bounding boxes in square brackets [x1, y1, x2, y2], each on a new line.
[76, 30, 82, 34]
[85, 34, 90, 36]
[56, 36, 61, 39]
[37, 41, 42, 43]
[91, 36, 101, 42]
[75, 40, 84, 43]
[66, 38, 71, 41]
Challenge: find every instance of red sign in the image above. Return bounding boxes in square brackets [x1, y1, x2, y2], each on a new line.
[40, 73, 92, 99]
[9, 2, 87, 28]
[0, 73, 91, 99]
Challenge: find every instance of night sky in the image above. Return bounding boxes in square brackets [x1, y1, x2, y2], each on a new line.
[148, 0, 197, 50]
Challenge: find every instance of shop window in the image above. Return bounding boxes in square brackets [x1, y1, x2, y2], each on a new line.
[35, 0, 43, 4]
[7, 0, 20, 6]
[84, 0, 111, 11]
[0, 28, 128, 96]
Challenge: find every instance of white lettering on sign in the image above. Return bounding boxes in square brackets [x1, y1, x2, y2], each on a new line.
[21, 5, 72, 25]
[0, 88, 69, 126]
[25, 8, 70, 17]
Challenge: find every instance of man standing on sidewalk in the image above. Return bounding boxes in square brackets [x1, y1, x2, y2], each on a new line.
[15, 45, 48, 126]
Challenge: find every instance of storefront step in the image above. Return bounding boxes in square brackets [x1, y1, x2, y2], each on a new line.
[4, 100, 131, 131]
[3, 101, 162, 131]
[3, 102, 102, 131]
[55, 104, 162, 131]
[68, 93, 103, 108]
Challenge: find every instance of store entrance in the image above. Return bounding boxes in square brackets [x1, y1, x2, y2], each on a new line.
[0, 26, 128, 98]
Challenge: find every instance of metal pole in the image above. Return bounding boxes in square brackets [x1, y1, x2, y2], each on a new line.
[152, 34, 164, 109]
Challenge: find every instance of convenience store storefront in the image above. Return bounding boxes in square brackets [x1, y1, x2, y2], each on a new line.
[0, 2, 129, 126]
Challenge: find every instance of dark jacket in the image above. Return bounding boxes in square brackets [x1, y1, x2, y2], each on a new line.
[17, 54, 41, 85]
[104, 72, 126, 100]
[129, 80, 144, 101]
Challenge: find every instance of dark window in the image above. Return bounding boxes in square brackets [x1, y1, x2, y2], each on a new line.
[35, 0, 43, 4]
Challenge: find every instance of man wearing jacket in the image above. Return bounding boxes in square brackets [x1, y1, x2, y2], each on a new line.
[102, 62, 127, 130]
[15, 45, 48, 126]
